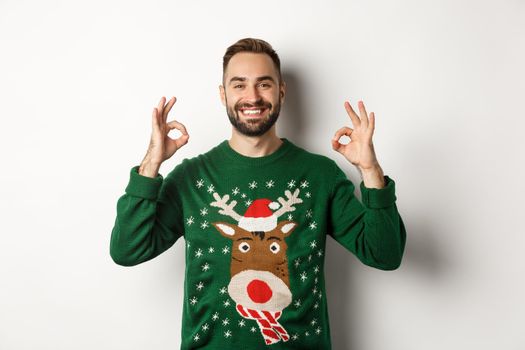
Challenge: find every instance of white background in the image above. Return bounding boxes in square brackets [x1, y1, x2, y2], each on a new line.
[1, 0, 524, 349]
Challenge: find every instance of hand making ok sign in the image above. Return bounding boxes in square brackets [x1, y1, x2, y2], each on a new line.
[331, 100, 380, 171]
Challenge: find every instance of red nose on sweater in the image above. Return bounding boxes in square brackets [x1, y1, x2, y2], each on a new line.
[247, 279, 273, 303]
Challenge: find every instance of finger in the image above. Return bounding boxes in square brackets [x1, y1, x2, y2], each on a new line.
[368, 112, 375, 134]
[332, 126, 353, 141]
[166, 119, 189, 136]
[157, 96, 166, 118]
[151, 108, 160, 133]
[162, 96, 177, 121]
[332, 126, 353, 152]
[358, 100, 369, 128]
[344, 101, 361, 128]
[174, 133, 190, 149]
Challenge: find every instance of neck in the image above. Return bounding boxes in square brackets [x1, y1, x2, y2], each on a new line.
[228, 126, 283, 157]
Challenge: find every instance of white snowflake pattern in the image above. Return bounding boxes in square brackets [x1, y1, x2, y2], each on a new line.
[287, 213, 293, 221]
[200, 208, 208, 216]
[212, 312, 219, 321]
[201, 263, 210, 272]
[265, 180, 275, 188]
[195, 248, 203, 258]
[300, 180, 309, 189]
[294, 299, 302, 308]
[310, 318, 318, 326]
[306, 209, 313, 218]
[308, 254, 313, 262]
[190, 296, 198, 305]
[241, 193, 247, 198]
[207, 184, 215, 193]
[186, 216, 195, 225]
[223, 299, 231, 307]
[245, 199, 252, 207]
[248, 181, 257, 189]
[202, 323, 209, 331]
[315, 276, 319, 283]
[219, 286, 228, 295]
[309, 240, 318, 249]
[300, 271, 308, 282]
[294, 258, 301, 268]
[238, 319, 246, 327]
[315, 326, 322, 335]
[196, 179, 204, 188]
[222, 318, 230, 326]
[309, 221, 317, 230]
[208, 247, 215, 253]
[312, 286, 318, 294]
[305, 331, 310, 337]
[194, 333, 200, 341]
[287, 179, 296, 188]
[232, 187, 240, 195]
[222, 246, 230, 254]
[314, 265, 320, 274]
[292, 333, 299, 340]
[200, 221, 209, 229]
[318, 293, 323, 300]
[250, 326, 257, 333]
[317, 249, 323, 257]
[305, 192, 311, 198]
[224, 330, 232, 338]
[314, 302, 319, 309]
[196, 281, 204, 291]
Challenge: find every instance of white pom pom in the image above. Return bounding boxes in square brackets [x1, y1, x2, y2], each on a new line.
[269, 202, 280, 210]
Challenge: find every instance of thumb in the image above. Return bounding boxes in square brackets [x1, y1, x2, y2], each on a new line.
[331, 138, 343, 153]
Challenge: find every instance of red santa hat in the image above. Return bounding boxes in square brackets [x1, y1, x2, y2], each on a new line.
[238, 198, 280, 232]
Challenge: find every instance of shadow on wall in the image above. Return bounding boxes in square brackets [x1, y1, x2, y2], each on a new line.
[279, 68, 359, 349]
[279, 68, 447, 348]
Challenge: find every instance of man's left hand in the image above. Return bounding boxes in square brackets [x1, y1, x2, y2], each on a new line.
[332, 100, 380, 170]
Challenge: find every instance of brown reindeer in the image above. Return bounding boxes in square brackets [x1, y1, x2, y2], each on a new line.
[210, 189, 303, 345]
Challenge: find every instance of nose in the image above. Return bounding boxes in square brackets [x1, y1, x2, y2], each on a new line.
[244, 85, 261, 103]
[247, 279, 273, 303]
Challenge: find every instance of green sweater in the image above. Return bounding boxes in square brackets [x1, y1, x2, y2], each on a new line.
[110, 138, 406, 349]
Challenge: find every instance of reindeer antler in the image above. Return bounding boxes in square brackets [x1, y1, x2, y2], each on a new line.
[210, 192, 242, 221]
[273, 188, 303, 218]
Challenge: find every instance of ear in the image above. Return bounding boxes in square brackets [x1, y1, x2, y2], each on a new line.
[212, 221, 239, 239]
[219, 85, 226, 106]
[276, 220, 297, 238]
[279, 80, 286, 104]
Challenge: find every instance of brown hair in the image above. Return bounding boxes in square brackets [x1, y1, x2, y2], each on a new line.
[222, 38, 282, 84]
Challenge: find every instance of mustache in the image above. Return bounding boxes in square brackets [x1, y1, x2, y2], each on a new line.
[235, 99, 272, 110]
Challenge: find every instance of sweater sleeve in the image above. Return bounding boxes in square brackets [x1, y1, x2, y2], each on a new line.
[327, 161, 407, 270]
[109, 165, 185, 266]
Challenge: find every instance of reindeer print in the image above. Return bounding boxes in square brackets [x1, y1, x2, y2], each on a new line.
[210, 188, 303, 345]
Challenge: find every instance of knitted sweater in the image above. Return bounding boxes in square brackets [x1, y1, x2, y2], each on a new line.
[110, 137, 406, 349]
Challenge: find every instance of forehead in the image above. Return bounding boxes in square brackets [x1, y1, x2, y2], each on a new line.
[224, 52, 279, 81]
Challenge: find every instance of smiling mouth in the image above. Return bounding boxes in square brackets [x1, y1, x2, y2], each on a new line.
[238, 107, 268, 118]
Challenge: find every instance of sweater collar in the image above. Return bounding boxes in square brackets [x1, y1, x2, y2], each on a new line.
[218, 137, 294, 167]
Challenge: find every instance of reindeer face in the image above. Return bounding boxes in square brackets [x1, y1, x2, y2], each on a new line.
[212, 220, 297, 312]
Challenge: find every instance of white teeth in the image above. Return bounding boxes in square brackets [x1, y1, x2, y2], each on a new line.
[242, 109, 262, 115]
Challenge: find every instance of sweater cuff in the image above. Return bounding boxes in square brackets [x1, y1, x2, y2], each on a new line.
[359, 175, 397, 209]
[125, 165, 164, 200]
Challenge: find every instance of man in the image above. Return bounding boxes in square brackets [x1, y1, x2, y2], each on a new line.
[110, 38, 406, 349]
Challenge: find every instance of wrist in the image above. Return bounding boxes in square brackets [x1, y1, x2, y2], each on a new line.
[359, 165, 385, 189]
[139, 159, 161, 178]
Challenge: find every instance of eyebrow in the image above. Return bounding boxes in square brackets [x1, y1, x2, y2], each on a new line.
[228, 76, 276, 85]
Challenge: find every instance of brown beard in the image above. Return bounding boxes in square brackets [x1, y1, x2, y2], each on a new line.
[225, 96, 281, 137]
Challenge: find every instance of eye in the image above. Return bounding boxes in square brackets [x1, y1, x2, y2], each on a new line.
[259, 83, 271, 88]
[269, 242, 280, 254]
[234, 84, 244, 89]
[239, 242, 250, 253]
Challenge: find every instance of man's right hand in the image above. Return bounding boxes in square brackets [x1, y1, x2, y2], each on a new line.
[139, 96, 189, 178]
